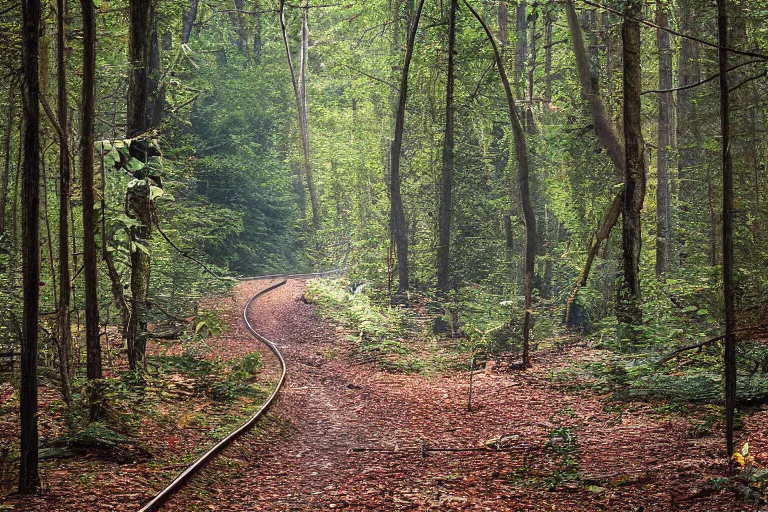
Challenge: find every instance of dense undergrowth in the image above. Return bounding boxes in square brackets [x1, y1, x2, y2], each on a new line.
[0, 304, 275, 494]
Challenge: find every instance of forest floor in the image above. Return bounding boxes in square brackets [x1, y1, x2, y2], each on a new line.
[2, 278, 767, 511]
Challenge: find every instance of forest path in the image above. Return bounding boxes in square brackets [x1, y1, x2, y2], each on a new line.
[161, 279, 752, 511]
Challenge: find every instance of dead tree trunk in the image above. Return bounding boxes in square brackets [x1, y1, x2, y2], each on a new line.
[390, 0, 425, 296]
[80, 0, 103, 419]
[20, 0, 42, 492]
[566, 193, 622, 322]
[56, 0, 73, 405]
[655, 0, 672, 278]
[617, 0, 646, 334]
[437, 0, 457, 294]
[717, 0, 736, 458]
[465, 0, 536, 367]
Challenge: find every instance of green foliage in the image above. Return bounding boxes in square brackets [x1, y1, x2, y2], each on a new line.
[544, 427, 581, 487]
[231, 353, 263, 381]
[306, 278, 421, 372]
[194, 310, 227, 338]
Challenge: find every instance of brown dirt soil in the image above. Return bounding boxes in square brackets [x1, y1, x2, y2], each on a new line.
[155, 279, 763, 512]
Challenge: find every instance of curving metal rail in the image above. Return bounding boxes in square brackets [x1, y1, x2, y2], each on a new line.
[137, 271, 339, 511]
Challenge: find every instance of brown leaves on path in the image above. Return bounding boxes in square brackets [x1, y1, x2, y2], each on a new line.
[161, 280, 760, 512]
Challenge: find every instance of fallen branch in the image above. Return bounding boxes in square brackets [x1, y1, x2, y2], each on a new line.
[348, 443, 534, 456]
[656, 324, 768, 366]
[147, 301, 189, 324]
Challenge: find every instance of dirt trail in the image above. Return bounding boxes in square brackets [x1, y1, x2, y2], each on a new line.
[161, 279, 755, 511]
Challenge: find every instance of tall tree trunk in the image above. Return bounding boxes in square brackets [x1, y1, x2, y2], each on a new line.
[253, 1, 263, 64]
[279, 0, 320, 231]
[56, 0, 72, 405]
[126, 0, 158, 371]
[80, 0, 103, 419]
[513, 0, 527, 97]
[181, 0, 199, 45]
[19, 0, 41, 493]
[128, 0, 153, 138]
[675, 0, 701, 264]
[563, 0, 624, 316]
[465, 0, 536, 367]
[298, 4, 318, 230]
[655, 0, 672, 278]
[717, 0, 736, 458]
[544, 5, 553, 102]
[618, 0, 645, 334]
[147, 11, 165, 129]
[497, 0, 508, 51]
[0, 83, 15, 236]
[437, 0, 456, 294]
[389, 0, 425, 296]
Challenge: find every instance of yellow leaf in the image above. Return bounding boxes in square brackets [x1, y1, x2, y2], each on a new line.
[732, 452, 745, 468]
[742, 442, 750, 457]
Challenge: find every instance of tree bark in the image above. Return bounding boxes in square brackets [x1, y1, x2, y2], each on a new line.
[437, 0, 456, 294]
[128, 0, 153, 137]
[389, 0, 425, 295]
[618, 0, 645, 333]
[655, 0, 672, 278]
[56, 0, 72, 405]
[80, 0, 103, 419]
[544, 5, 553, 102]
[497, 0, 508, 51]
[513, 0, 527, 97]
[125, 0, 159, 371]
[181, 0, 199, 45]
[465, 0, 536, 367]
[298, 4, 318, 230]
[717, 0, 736, 458]
[20, 0, 41, 492]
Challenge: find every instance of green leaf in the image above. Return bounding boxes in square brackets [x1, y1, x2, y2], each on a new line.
[149, 185, 164, 201]
[131, 241, 150, 255]
[125, 158, 145, 172]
